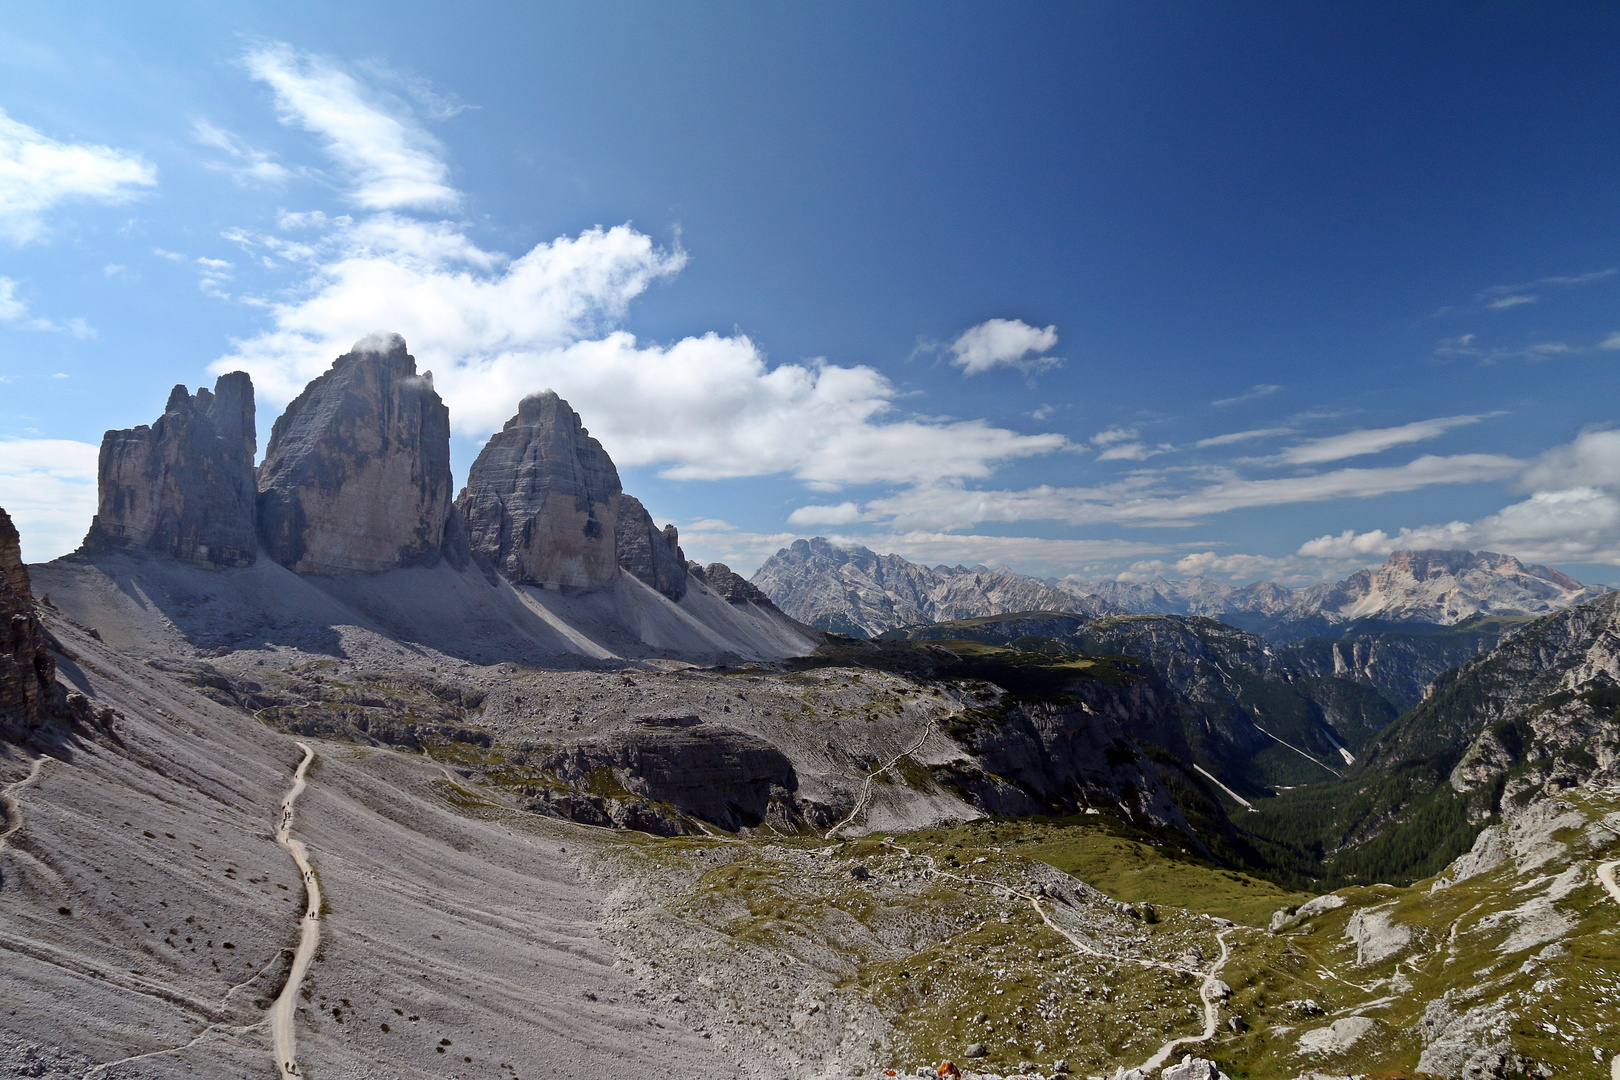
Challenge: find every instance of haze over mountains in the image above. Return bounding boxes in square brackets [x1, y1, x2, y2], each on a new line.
[753, 536, 1607, 640]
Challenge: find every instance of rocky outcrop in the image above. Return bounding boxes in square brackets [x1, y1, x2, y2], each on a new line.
[752, 537, 1111, 636]
[615, 494, 687, 600]
[457, 391, 623, 588]
[0, 507, 55, 739]
[542, 718, 798, 831]
[257, 334, 461, 575]
[690, 561, 777, 607]
[82, 373, 258, 567]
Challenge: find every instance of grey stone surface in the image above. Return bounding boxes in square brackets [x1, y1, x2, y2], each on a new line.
[82, 372, 258, 567]
[542, 721, 798, 831]
[257, 334, 461, 575]
[615, 493, 687, 600]
[753, 536, 1111, 636]
[457, 390, 623, 588]
[690, 561, 777, 607]
[1161, 1057, 1227, 1080]
[0, 506, 54, 739]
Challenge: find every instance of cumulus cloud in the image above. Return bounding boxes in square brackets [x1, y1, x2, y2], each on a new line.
[1280, 414, 1492, 465]
[786, 502, 871, 526]
[948, 318, 1059, 375]
[244, 43, 458, 211]
[214, 53, 1067, 492]
[0, 107, 156, 243]
[0, 438, 99, 561]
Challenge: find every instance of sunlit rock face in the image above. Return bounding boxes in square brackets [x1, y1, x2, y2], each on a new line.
[257, 333, 460, 575]
[82, 372, 258, 567]
[457, 390, 625, 589]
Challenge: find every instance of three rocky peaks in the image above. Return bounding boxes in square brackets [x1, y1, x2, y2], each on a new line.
[80, 332, 721, 601]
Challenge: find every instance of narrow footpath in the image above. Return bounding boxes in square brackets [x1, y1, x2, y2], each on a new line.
[271, 743, 321, 1079]
[883, 838, 1238, 1074]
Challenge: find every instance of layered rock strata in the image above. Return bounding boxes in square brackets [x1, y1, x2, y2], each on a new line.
[457, 391, 626, 589]
[257, 334, 461, 575]
[690, 561, 778, 607]
[82, 373, 258, 567]
[0, 507, 55, 738]
[615, 495, 687, 600]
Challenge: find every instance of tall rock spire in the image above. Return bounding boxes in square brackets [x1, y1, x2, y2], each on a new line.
[257, 333, 462, 575]
[82, 371, 258, 567]
[457, 391, 626, 589]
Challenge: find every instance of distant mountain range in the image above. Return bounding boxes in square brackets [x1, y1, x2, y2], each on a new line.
[751, 538, 1607, 639]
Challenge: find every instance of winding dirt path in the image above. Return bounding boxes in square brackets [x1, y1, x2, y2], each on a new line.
[271, 743, 320, 1079]
[824, 720, 938, 840]
[0, 754, 48, 857]
[883, 838, 1236, 1072]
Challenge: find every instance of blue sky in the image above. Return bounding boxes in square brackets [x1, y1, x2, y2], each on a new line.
[4, 3, 1620, 585]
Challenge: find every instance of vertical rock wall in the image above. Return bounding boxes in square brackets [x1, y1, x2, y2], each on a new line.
[615, 494, 688, 600]
[0, 507, 55, 739]
[82, 373, 258, 567]
[256, 334, 460, 575]
[457, 391, 626, 588]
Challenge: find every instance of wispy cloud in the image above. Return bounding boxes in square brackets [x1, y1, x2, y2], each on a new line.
[1471, 268, 1616, 312]
[0, 277, 93, 337]
[1280, 413, 1493, 465]
[1194, 426, 1295, 448]
[244, 43, 459, 211]
[1211, 383, 1280, 407]
[852, 452, 1521, 532]
[192, 119, 291, 185]
[948, 318, 1059, 376]
[0, 107, 156, 243]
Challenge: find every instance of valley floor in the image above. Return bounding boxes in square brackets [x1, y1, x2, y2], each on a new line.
[4, 611, 1619, 1079]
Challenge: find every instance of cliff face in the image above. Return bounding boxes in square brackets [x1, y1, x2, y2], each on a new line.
[257, 334, 460, 575]
[83, 373, 258, 567]
[615, 494, 688, 600]
[456, 391, 624, 589]
[1, 507, 56, 739]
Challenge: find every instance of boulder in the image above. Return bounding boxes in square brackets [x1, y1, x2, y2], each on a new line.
[82, 373, 257, 567]
[0, 507, 55, 739]
[457, 391, 623, 588]
[257, 333, 461, 575]
[615, 494, 688, 600]
[1160, 1058, 1228, 1080]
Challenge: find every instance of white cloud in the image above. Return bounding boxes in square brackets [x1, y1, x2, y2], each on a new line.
[214, 206, 1065, 492]
[859, 453, 1522, 532]
[1194, 427, 1295, 448]
[1280, 414, 1491, 465]
[948, 318, 1059, 376]
[244, 43, 458, 211]
[1211, 384, 1280, 407]
[786, 501, 871, 526]
[192, 120, 291, 185]
[0, 277, 93, 336]
[1519, 427, 1620, 492]
[0, 438, 99, 562]
[1487, 294, 1536, 310]
[0, 107, 156, 243]
[1297, 489, 1620, 566]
